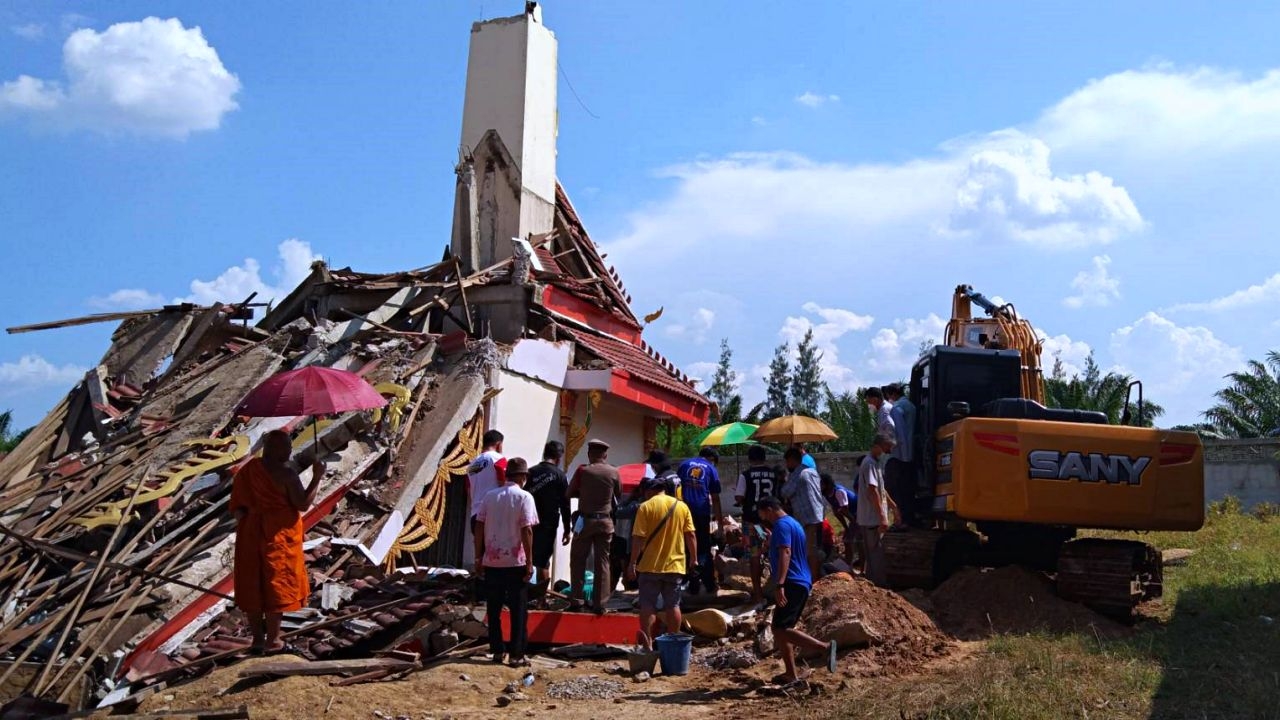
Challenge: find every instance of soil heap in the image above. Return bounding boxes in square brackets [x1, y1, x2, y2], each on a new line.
[798, 572, 951, 676]
[928, 565, 1130, 640]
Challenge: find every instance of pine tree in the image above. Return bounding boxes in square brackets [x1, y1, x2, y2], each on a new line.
[708, 339, 739, 424]
[764, 343, 792, 420]
[791, 328, 823, 416]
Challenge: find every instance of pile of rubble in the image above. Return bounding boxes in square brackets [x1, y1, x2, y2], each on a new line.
[0, 181, 711, 714]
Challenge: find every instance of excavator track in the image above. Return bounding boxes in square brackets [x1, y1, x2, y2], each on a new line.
[883, 528, 979, 589]
[1055, 538, 1162, 616]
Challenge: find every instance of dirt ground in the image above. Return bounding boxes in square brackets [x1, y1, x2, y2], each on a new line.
[134, 647, 833, 720]
[126, 569, 1123, 720]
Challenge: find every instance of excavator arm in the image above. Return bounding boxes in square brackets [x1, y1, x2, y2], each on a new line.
[944, 284, 1045, 403]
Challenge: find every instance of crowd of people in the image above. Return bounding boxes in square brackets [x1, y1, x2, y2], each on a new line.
[227, 385, 917, 679]
[463, 382, 919, 681]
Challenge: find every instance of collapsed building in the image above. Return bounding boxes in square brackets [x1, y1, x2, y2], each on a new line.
[0, 5, 709, 712]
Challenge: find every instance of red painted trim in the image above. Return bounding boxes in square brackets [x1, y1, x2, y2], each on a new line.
[501, 609, 641, 646]
[609, 372, 708, 426]
[1159, 442, 1198, 465]
[542, 286, 641, 343]
[973, 432, 1020, 457]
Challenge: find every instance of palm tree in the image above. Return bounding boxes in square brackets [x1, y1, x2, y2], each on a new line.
[0, 410, 30, 453]
[1044, 355, 1165, 427]
[819, 386, 875, 452]
[1202, 351, 1280, 438]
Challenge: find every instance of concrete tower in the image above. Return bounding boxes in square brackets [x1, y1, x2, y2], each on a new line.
[451, 3, 558, 273]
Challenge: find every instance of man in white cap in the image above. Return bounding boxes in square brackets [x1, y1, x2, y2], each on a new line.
[566, 439, 622, 613]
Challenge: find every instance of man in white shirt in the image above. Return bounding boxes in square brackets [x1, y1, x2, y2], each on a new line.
[467, 429, 507, 530]
[474, 457, 538, 666]
[865, 387, 895, 439]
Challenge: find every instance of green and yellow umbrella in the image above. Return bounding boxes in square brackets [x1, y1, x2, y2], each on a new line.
[695, 422, 759, 447]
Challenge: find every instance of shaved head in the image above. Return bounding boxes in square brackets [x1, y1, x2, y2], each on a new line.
[263, 430, 292, 464]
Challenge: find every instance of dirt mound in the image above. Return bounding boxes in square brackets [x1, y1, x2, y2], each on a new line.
[928, 565, 1130, 640]
[799, 572, 951, 675]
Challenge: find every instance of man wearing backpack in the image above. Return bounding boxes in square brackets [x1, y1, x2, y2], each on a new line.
[625, 476, 696, 650]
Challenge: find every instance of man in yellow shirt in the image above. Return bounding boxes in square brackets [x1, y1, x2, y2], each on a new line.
[625, 476, 696, 649]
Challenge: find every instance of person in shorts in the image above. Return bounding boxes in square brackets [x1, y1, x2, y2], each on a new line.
[757, 496, 837, 684]
[625, 477, 696, 649]
[735, 445, 777, 601]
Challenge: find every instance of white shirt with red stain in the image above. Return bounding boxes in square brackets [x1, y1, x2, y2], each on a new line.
[467, 449, 507, 518]
[477, 482, 539, 568]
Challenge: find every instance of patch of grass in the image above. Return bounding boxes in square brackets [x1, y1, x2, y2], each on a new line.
[816, 502, 1280, 720]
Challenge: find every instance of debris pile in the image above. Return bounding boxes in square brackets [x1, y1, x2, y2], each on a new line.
[799, 573, 951, 675]
[0, 180, 710, 713]
[928, 566, 1130, 640]
[546, 676, 625, 701]
[694, 646, 758, 670]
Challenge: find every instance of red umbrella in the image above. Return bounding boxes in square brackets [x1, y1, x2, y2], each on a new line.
[237, 366, 388, 443]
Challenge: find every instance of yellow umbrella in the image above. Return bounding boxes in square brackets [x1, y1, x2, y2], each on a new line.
[749, 415, 838, 444]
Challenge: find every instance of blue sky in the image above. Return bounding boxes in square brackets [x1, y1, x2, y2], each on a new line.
[4, 1, 1280, 429]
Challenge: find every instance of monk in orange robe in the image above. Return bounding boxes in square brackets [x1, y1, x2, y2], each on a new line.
[230, 429, 324, 653]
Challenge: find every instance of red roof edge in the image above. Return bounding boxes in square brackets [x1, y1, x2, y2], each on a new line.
[610, 370, 709, 425]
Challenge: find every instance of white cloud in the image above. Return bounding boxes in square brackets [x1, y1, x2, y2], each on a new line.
[663, 307, 716, 344]
[683, 361, 718, 389]
[1039, 331, 1093, 378]
[1110, 312, 1242, 421]
[0, 17, 240, 138]
[1165, 273, 1280, 313]
[605, 138, 1140, 292]
[949, 132, 1144, 246]
[864, 314, 947, 376]
[779, 302, 875, 390]
[1062, 255, 1120, 308]
[751, 116, 767, 127]
[1037, 67, 1280, 161]
[0, 355, 86, 397]
[182, 239, 320, 305]
[795, 92, 840, 108]
[88, 288, 167, 311]
[60, 13, 92, 33]
[11, 23, 45, 40]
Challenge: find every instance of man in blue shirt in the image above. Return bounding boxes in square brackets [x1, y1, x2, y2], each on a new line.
[791, 443, 818, 470]
[757, 496, 837, 684]
[677, 447, 723, 595]
[884, 383, 917, 527]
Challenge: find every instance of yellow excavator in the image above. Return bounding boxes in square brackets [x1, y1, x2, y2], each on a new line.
[884, 285, 1204, 615]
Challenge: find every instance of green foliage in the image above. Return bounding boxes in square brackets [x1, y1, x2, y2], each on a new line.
[655, 422, 704, 459]
[763, 342, 791, 420]
[1207, 494, 1243, 517]
[707, 339, 740, 424]
[1252, 501, 1280, 520]
[790, 328, 824, 416]
[1044, 353, 1165, 426]
[0, 410, 30, 453]
[819, 386, 875, 452]
[821, 506, 1280, 720]
[1202, 350, 1280, 438]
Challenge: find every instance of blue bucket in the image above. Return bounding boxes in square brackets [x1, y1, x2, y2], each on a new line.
[654, 633, 693, 676]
